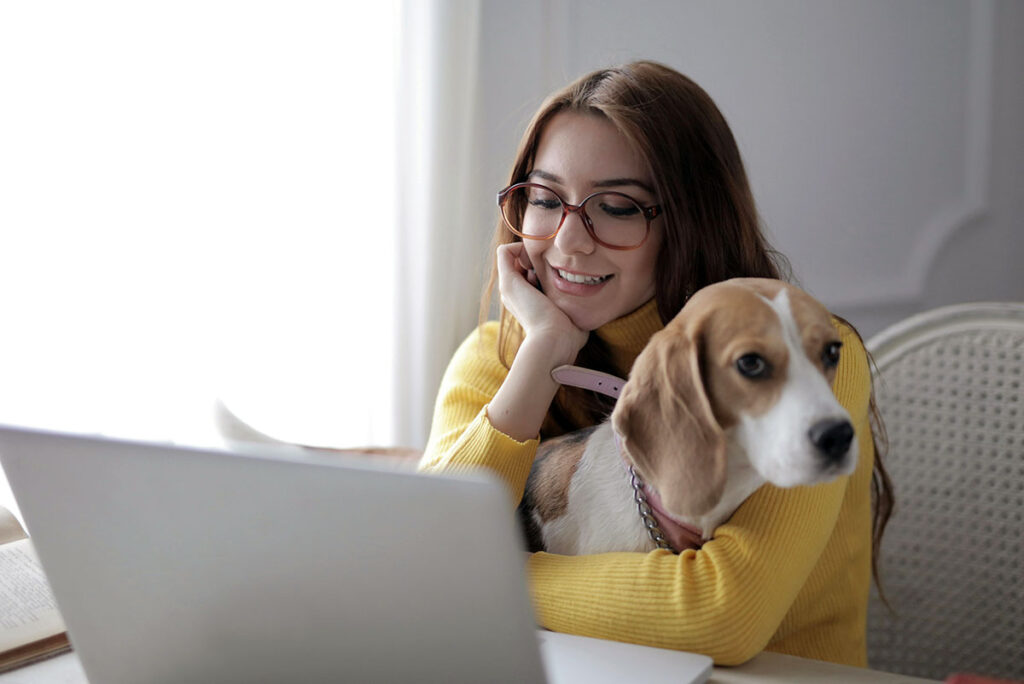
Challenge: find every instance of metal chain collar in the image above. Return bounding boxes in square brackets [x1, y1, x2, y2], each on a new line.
[628, 465, 673, 551]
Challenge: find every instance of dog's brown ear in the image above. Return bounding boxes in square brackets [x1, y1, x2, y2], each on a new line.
[611, 326, 727, 520]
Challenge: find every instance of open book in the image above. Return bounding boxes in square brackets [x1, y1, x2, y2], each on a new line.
[0, 506, 70, 673]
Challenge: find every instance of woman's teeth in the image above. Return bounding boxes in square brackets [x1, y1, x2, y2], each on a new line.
[557, 269, 611, 285]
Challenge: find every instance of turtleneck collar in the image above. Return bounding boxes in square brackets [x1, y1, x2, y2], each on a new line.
[593, 298, 664, 377]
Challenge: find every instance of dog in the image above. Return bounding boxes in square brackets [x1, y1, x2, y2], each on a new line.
[518, 278, 858, 555]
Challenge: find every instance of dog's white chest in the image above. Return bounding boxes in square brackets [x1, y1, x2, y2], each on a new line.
[538, 426, 654, 555]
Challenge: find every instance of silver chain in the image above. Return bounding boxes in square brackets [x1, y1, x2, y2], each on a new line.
[628, 466, 673, 551]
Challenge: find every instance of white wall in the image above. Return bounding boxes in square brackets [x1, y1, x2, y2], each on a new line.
[473, 0, 1024, 339]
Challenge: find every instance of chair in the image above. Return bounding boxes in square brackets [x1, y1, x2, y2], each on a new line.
[865, 302, 1024, 681]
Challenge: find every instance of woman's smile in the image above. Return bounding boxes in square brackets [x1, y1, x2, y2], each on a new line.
[549, 264, 614, 293]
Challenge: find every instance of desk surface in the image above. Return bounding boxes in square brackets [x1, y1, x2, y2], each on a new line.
[0, 649, 941, 683]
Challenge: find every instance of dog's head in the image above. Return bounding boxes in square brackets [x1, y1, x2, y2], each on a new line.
[610, 278, 858, 520]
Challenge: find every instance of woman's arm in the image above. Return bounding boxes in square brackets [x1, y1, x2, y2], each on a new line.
[417, 322, 540, 498]
[526, 322, 873, 665]
[485, 243, 588, 441]
[419, 243, 588, 498]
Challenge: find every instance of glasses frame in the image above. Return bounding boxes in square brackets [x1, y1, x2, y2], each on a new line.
[496, 182, 661, 251]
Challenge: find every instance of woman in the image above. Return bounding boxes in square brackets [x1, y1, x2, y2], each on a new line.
[418, 61, 892, 667]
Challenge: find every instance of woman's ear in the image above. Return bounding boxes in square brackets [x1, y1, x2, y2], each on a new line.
[611, 326, 727, 520]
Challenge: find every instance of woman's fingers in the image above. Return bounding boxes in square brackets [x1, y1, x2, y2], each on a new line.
[497, 244, 547, 310]
[496, 243, 535, 300]
[496, 245, 567, 325]
[495, 242, 589, 365]
[516, 252, 532, 273]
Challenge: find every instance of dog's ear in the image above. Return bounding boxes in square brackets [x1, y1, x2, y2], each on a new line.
[611, 326, 727, 520]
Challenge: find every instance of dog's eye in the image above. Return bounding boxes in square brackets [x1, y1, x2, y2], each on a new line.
[736, 354, 769, 379]
[822, 342, 842, 369]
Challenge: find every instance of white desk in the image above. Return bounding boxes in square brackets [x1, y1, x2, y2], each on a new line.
[0, 649, 941, 683]
[709, 652, 941, 683]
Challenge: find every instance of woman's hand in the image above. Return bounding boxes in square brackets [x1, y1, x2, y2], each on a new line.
[487, 242, 589, 442]
[496, 242, 588, 366]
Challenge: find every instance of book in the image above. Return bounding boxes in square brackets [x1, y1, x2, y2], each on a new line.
[0, 506, 71, 673]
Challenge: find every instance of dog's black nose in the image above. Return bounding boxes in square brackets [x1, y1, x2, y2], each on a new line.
[809, 419, 854, 462]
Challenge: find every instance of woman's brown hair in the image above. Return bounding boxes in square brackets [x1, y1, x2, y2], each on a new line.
[480, 61, 893, 590]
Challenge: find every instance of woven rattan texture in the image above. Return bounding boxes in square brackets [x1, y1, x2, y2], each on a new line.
[867, 324, 1024, 680]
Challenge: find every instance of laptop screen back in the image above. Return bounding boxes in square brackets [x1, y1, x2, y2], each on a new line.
[0, 426, 547, 684]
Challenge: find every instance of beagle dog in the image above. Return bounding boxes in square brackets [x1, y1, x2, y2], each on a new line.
[518, 278, 858, 555]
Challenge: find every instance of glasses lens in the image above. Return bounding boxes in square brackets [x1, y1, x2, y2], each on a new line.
[584, 192, 649, 248]
[503, 185, 562, 239]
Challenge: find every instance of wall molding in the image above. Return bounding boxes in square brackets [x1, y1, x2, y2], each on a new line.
[834, 0, 995, 308]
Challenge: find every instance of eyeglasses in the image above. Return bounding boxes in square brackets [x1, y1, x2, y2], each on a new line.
[496, 182, 661, 250]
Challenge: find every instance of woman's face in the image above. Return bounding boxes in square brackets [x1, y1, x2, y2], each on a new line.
[522, 111, 663, 331]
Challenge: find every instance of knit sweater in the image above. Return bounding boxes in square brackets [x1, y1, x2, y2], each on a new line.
[418, 298, 874, 667]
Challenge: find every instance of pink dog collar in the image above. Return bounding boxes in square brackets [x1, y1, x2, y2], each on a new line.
[550, 365, 624, 399]
[640, 481, 705, 552]
[551, 365, 704, 553]
[614, 432, 704, 553]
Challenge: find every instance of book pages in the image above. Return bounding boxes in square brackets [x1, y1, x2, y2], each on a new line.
[0, 539, 67, 653]
[0, 508, 26, 546]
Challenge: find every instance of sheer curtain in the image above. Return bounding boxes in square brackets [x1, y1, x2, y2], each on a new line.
[393, 0, 489, 449]
[0, 2, 492, 520]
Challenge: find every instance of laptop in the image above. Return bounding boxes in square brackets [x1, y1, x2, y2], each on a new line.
[0, 424, 712, 684]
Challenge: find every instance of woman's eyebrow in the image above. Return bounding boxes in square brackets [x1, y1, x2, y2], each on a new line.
[526, 169, 562, 184]
[527, 169, 656, 196]
[592, 177, 657, 195]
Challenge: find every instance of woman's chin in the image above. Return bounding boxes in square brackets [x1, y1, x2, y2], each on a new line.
[548, 289, 627, 332]
[561, 306, 610, 333]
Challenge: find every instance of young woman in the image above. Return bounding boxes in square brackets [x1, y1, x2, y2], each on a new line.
[418, 61, 892, 667]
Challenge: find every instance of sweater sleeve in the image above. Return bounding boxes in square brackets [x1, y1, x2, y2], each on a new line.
[525, 321, 873, 665]
[417, 323, 540, 503]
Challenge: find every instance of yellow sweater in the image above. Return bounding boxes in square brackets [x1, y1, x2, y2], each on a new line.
[418, 299, 874, 667]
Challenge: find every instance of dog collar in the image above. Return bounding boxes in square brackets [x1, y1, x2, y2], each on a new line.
[616, 432, 704, 553]
[550, 365, 624, 399]
[551, 365, 704, 552]
[635, 472, 705, 552]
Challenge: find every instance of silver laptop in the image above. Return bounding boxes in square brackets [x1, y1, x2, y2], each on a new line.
[0, 425, 712, 684]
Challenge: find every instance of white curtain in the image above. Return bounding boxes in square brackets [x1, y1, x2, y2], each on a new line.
[393, 0, 490, 449]
[0, 0, 486, 490]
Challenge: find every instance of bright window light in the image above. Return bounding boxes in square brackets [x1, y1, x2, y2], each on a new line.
[0, 0, 398, 486]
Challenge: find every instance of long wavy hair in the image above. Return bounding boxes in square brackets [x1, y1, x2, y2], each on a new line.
[479, 61, 893, 591]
